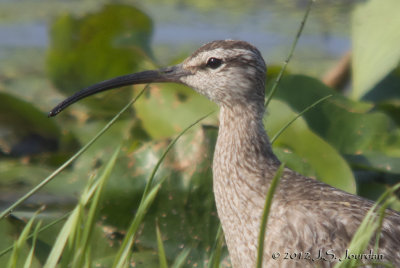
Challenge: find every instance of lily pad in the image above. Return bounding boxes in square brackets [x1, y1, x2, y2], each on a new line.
[271, 75, 400, 157]
[266, 100, 356, 194]
[345, 153, 400, 174]
[47, 4, 154, 117]
[351, 0, 400, 99]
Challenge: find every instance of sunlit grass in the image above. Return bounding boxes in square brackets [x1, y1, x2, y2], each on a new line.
[207, 224, 224, 268]
[334, 183, 400, 268]
[156, 221, 168, 268]
[256, 163, 285, 268]
[7, 209, 42, 268]
[44, 146, 120, 268]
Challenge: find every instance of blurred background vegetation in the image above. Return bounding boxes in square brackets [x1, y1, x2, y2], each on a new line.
[0, 0, 399, 267]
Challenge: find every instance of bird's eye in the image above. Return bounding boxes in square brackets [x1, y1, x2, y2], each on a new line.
[206, 57, 223, 69]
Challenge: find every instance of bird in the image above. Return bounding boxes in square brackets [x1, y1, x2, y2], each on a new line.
[49, 40, 400, 267]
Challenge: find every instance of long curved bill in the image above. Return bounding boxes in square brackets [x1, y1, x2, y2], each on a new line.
[48, 64, 188, 117]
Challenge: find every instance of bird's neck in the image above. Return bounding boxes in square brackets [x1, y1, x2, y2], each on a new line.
[214, 103, 280, 182]
[212, 102, 281, 265]
[213, 101, 281, 203]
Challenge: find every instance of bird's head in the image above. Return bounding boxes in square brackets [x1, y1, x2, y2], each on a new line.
[49, 40, 266, 117]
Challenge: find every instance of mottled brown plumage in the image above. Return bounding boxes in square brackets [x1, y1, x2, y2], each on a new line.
[50, 40, 400, 267]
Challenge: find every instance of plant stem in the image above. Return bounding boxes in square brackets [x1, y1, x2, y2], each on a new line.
[264, 0, 314, 108]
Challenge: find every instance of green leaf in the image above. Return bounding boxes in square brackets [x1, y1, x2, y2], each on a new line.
[362, 67, 400, 103]
[135, 84, 217, 139]
[271, 75, 400, 156]
[270, 94, 332, 144]
[47, 4, 153, 117]
[352, 0, 400, 99]
[345, 153, 400, 174]
[266, 99, 356, 193]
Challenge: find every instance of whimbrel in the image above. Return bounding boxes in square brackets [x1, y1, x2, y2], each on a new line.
[49, 40, 400, 267]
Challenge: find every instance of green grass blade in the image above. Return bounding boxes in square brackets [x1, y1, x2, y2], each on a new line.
[140, 111, 213, 203]
[43, 203, 82, 268]
[256, 163, 285, 268]
[0, 213, 70, 258]
[0, 86, 148, 220]
[372, 184, 400, 255]
[270, 94, 332, 144]
[6, 242, 18, 268]
[73, 146, 121, 268]
[207, 224, 224, 268]
[23, 221, 42, 268]
[112, 112, 212, 268]
[264, 0, 314, 108]
[44, 173, 103, 268]
[112, 179, 165, 268]
[7, 208, 42, 268]
[65, 175, 99, 265]
[334, 183, 400, 268]
[171, 248, 191, 268]
[156, 221, 168, 268]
